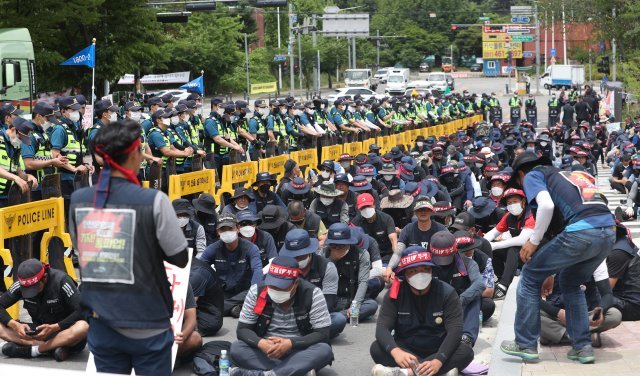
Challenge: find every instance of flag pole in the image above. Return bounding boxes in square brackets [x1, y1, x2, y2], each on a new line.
[91, 38, 96, 107]
[200, 70, 205, 118]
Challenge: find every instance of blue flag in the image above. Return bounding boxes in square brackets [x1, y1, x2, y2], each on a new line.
[180, 75, 204, 95]
[61, 44, 95, 69]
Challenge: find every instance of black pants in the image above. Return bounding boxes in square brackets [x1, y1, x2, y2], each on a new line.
[370, 340, 473, 375]
[197, 307, 223, 336]
[493, 246, 521, 288]
[611, 181, 626, 194]
[481, 297, 495, 322]
[621, 301, 640, 321]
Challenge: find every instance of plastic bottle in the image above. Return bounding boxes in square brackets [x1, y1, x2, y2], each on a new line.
[219, 349, 230, 376]
[479, 310, 483, 327]
[350, 300, 360, 327]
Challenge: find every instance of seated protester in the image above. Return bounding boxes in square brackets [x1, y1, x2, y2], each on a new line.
[0, 259, 88, 361]
[478, 163, 500, 196]
[455, 231, 496, 324]
[351, 193, 398, 264]
[192, 193, 219, 246]
[608, 221, 640, 321]
[429, 231, 485, 347]
[483, 189, 534, 298]
[351, 175, 381, 210]
[309, 182, 349, 228]
[252, 172, 286, 213]
[398, 161, 416, 184]
[575, 150, 597, 177]
[322, 223, 379, 322]
[276, 159, 301, 196]
[439, 165, 466, 212]
[258, 205, 295, 251]
[221, 187, 257, 216]
[198, 213, 264, 318]
[360, 164, 388, 197]
[339, 153, 358, 177]
[279, 229, 346, 339]
[421, 175, 452, 203]
[488, 173, 510, 207]
[378, 163, 405, 192]
[431, 201, 456, 227]
[176, 285, 203, 362]
[351, 227, 385, 300]
[230, 256, 334, 375]
[189, 257, 225, 336]
[610, 154, 631, 194]
[467, 196, 501, 236]
[385, 196, 447, 281]
[287, 199, 327, 243]
[380, 189, 415, 231]
[280, 177, 314, 209]
[315, 159, 337, 187]
[540, 262, 622, 348]
[237, 210, 277, 269]
[173, 199, 206, 258]
[335, 172, 357, 219]
[370, 247, 474, 376]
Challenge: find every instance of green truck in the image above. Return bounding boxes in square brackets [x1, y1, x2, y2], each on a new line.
[0, 28, 36, 112]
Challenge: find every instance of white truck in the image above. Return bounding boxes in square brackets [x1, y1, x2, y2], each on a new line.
[344, 69, 378, 90]
[541, 64, 585, 90]
[385, 68, 411, 95]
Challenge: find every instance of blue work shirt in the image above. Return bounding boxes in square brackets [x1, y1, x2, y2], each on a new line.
[198, 238, 263, 292]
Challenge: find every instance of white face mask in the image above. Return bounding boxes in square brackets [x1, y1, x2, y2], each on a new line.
[177, 216, 190, 228]
[162, 118, 170, 126]
[407, 272, 432, 290]
[340, 162, 351, 169]
[69, 111, 81, 123]
[245, 112, 253, 119]
[219, 231, 238, 244]
[109, 112, 118, 122]
[170, 116, 179, 125]
[383, 175, 394, 181]
[416, 142, 424, 147]
[507, 203, 524, 216]
[321, 170, 331, 179]
[348, 106, 355, 113]
[41, 121, 53, 131]
[298, 255, 311, 269]
[320, 197, 334, 206]
[320, 104, 325, 110]
[268, 287, 291, 304]
[216, 108, 225, 116]
[475, 163, 484, 169]
[235, 203, 247, 210]
[306, 108, 315, 115]
[365, 176, 373, 183]
[491, 187, 504, 197]
[280, 108, 287, 115]
[361, 207, 376, 219]
[129, 112, 141, 122]
[239, 225, 256, 238]
[260, 108, 270, 117]
[540, 141, 548, 147]
[182, 114, 190, 123]
[10, 137, 21, 149]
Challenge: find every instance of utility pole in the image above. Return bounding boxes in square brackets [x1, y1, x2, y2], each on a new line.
[245, 33, 250, 100]
[551, 11, 555, 51]
[312, 14, 318, 96]
[352, 38, 357, 68]
[277, 7, 282, 90]
[562, 2, 567, 64]
[288, 2, 294, 97]
[297, 29, 303, 96]
[347, 37, 351, 69]
[534, 1, 541, 94]
[376, 29, 380, 67]
[612, 6, 617, 81]
[544, 10, 548, 71]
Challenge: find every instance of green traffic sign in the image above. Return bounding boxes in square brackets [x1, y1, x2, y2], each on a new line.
[478, 17, 490, 21]
[511, 34, 533, 42]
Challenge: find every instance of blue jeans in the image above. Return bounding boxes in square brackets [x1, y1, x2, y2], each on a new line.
[514, 227, 615, 350]
[329, 312, 347, 338]
[230, 340, 334, 376]
[462, 296, 481, 345]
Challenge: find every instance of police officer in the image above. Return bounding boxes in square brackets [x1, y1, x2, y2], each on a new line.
[0, 259, 88, 361]
[141, 97, 167, 134]
[0, 118, 37, 204]
[236, 210, 277, 268]
[509, 93, 522, 127]
[370, 247, 474, 376]
[87, 100, 120, 183]
[173, 103, 205, 172]
[69, 119, 189, 375]
[249, 100, 274, 159]
[186, 94, 205, 145]
[548, 93, 561, 127]
[524, 94, 537, 126]
[203, 99, 243, 179]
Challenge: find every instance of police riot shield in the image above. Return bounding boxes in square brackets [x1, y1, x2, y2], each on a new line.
[229, 148, 242, 164]
[265, 141, 277, 157]
[166, 157, 177, 177]
[191, 154, 203, 172]
[510, 107, 521, 125]
[41, 173, 62, 200]
[277, 138, 288, 156]
[204, 153, 216, 170]
[148, 161, 163, 190]
[526, 107, 538, 125]
[40, 174, 67, 272]
[490, 107, 502, 123]
[73, 171, 90, 191]
[7, 181, 32, 281]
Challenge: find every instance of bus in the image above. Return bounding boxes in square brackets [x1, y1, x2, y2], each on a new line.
[0, 28, 36, 114]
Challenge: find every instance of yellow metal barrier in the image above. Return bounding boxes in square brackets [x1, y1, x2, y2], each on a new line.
[218, 161, 259, 204]
[321, 145, 343, 162]
[168, 169, 216, 202]
[435, 124, 444, 138]
[259, 154, 290, 181]
[0, 197, 74, 318]
[290, 149, 318, 174]
[361, 138, 375, 154]
[343, 142, 362, 157]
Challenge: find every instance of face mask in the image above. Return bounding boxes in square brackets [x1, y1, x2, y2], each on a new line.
[298, 255, 311, 269]
[361, 207, 376, 219]
[540, 141, 548, 147]
[280, 108, 287, 115]
[268, 287, 291, 304]
[306, 108, 315, 115]
[129, 112, 141, 122]
[216, 108, 225, 116]
[383, 174, 393, 181]
[320, 197, 334, 206]
[407, 272, 432, 290]
[340, 162, 351, 169]
[507, 203, 524, 216]
[416, 142, 424, 147]
[69, 111, 81, 123]
[10, 137, 21, 149]
[321, 170, 331, 179]
[320, 104, 326, 110]
[42, 121, 52, 131]
[259, 184, 270, 194]
[239, 225, 256, 238]
[526, 147, 535, 153]
[475, 163, 484, 169]
[162, 118, 170, 126]
[171, 116, 179, 125]
[177, 216, 189, 228]
[182, 114, 191, 123]
[235, 203, 247, 211]
[260, 108, 270, 117]
[348, 107, 355, 113]
[109, 112, 118, 122]
[365, 176, 373, 183]
[219, 231, 238, 244]
[491, 187, 504, 197]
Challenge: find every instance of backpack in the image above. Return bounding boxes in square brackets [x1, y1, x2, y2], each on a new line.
[192, 340, 232, 376]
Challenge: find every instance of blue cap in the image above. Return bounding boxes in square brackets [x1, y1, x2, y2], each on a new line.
[148, 97, 167, 107]
[94, 100, 118, 114]
[75, 95, 87, 106]
[394, 246, 437, 274]
[264, 256, 300, 289]
[279, 229, 320, 257]
[334, 173, 349, 184]
[12, 117, 33, 146]
[33, 102, 61, 124]
[349, 175, 372, 192]
[467, 197, 497, 219]
[325, 223, 358, 245]
[351, 226, 370, 250]
[236, 210, 260, 223]
[58, 96, 81, 110]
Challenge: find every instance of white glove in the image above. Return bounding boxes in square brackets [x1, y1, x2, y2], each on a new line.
[626, 207, 635, 217]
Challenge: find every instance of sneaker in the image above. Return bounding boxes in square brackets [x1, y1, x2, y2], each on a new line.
[567, 346, 595, 364]
[371, 364, 406, 376]
[591, 332, 602, 348]
[1, 343, 32, 358]
[461, 334, 473, 347]
[53, 346, 70, 362]
[230, 305, 243, 318]
[500, 340, 539, 360]
[494, 283, 507, 300]
[229, 367, 264, 376]
[615, 207, 624, 221]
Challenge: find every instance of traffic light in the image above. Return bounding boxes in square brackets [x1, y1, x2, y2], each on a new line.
[451, 25, 457, 31]
[598, 56, 610, 75]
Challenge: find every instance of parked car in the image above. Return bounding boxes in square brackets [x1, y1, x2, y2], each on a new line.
[326, 87, 383, 103]
[470, 63, 482, 72]
[425, 73, 448, 92]
[150, 88, 191, 103]
[419, 62, 431, 73]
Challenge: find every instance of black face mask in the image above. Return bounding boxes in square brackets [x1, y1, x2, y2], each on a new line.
[259, 184, 271, 194]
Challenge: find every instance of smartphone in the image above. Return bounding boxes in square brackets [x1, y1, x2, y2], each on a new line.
[25, 328, 41, 336]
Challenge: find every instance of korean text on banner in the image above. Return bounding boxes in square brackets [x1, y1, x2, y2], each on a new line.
[250, 82, 278, 95]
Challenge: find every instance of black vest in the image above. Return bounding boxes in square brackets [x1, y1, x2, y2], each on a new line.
[254, 229, 273, 267]
[183, 219, 199, 256]
[433, 254, 470, 296]
[255, 190, 279, 213]
[326, 245, 360, 300]
[315, 200, 343, 227]
[20, 269, 76, 326]
[505, 212, 528, 238]
[304, 254, 329, 287]
[303, 211, 322, 239]
[253, 281, 315, 337]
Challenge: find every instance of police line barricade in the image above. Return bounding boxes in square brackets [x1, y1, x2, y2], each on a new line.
[376, 135, 390, 155]
[320, 145, 343, 163]
[361, 137, 375, 154]
[290, 149, 318, 178]
[217, 161, 259, 204]
[168, 169, 216, 202]
[343, 142, 362, 158]
[435, 124, 444, 138]
[259, 154, 289, 181]
[0, 197, 75, 318]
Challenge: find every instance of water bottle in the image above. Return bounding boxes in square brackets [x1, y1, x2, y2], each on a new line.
[219, 349, 230, 376]
[479, 311, 483, 328]
[350, 300, 360, 327]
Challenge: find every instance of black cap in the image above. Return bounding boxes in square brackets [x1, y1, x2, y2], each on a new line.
[147, 96, 167, 107]
[58, 96, 81, 110]
[151, 109, 172, 122]
[161, 93, 177, 103]
[33, 102, 61, 124]
[174, 104, 188, 113]
[172, 198, 193, 216]
[235, 100, 248, 109]
[231, 187, 253, 200]
[254, 99, 267, 108]
[17, 259, 47, 298]
[450, 212, 475, 231]
[94, 100, 118, 113]
[12, 117, 33, 146]
[186, 93, 201, 101]
[75, 95, 87, 106]
[210, 97, 224, 105]
[124, 101, 142, 112]
[192, 193, 216, 215]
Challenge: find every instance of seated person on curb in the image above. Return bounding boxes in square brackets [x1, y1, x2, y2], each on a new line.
[322, 223, 379, 322]
[189, 256, 225, 336]
[279, 228, 346, 339]
[236, 210, 278, 270]
[287, 199, 328, 244]
[198, 213, 263, 318]
[429, 231, 485, 347]
[176, 285, 203, 363]
[454, 231, 496, 324]
[370, 246, 474, 376]
[0, 259, 89, 361]
[483, 188, 535, 298]
[540, 261, 622, 348]
[230, 256, 334, 376]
